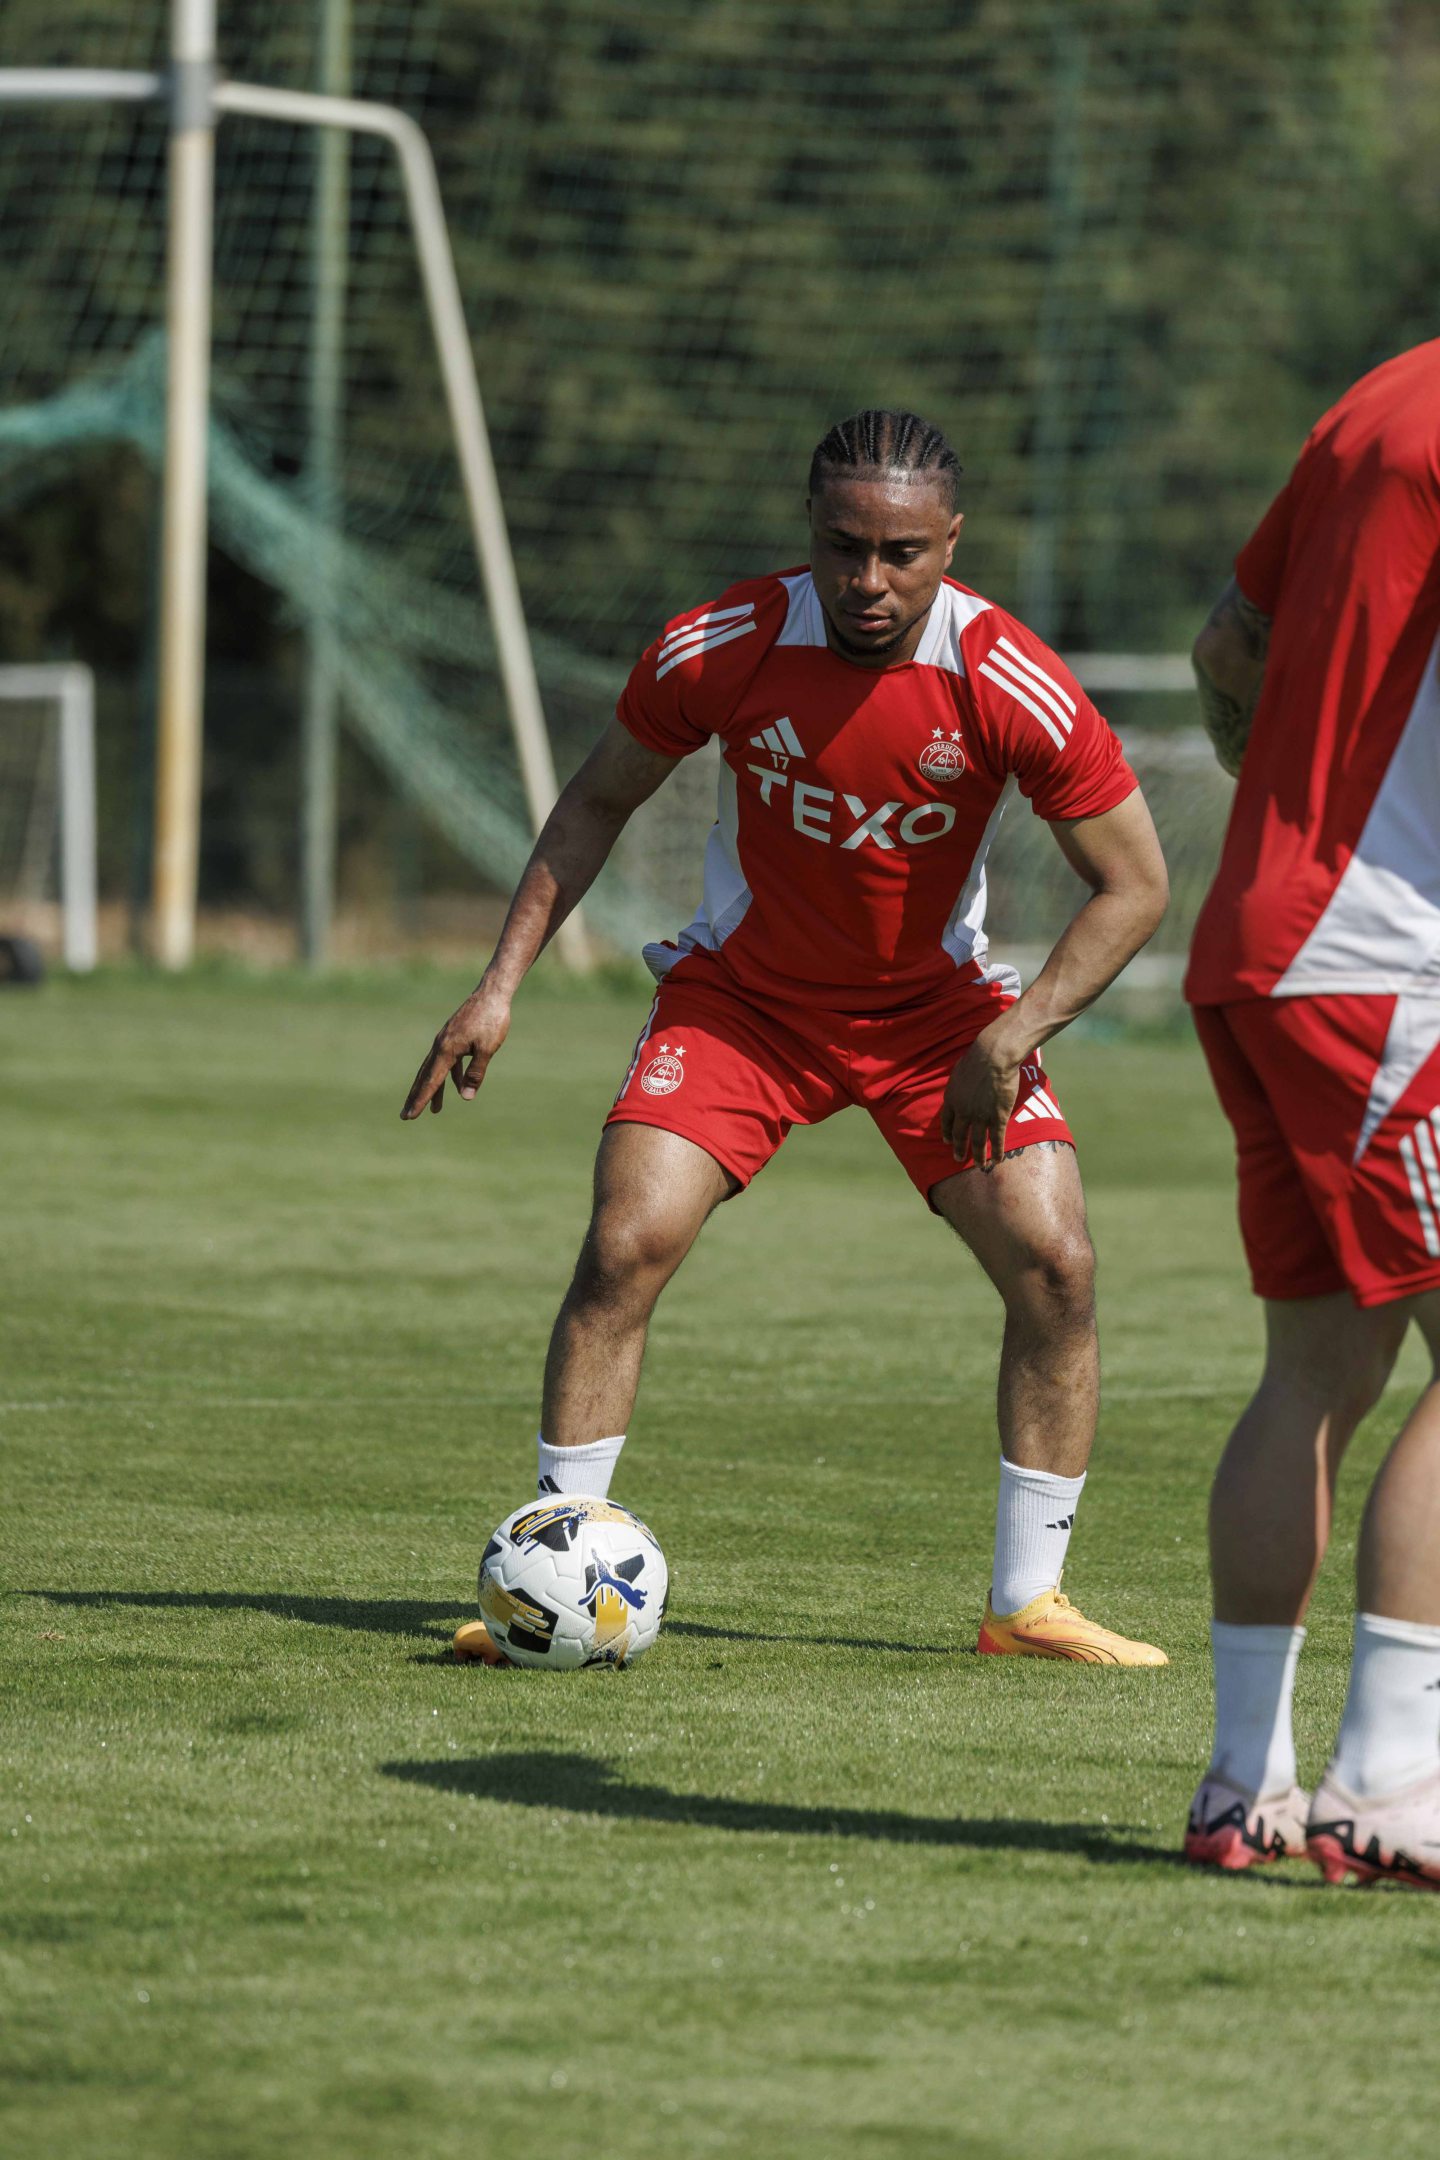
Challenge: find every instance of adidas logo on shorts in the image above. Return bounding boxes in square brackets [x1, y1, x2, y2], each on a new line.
[1012, 1079, 1064, 1127]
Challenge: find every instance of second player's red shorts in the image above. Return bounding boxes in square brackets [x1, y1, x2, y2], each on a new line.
[607, 949, 1072, 1203]
[1194, 994, 1440, 1308]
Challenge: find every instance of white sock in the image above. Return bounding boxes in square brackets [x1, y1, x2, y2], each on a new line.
[536, 1431, 625, 1499]
[1208, 1621, 1306, 1796]
[1329, 1613, 1440, 1799]
[990, 1456, 1086, 1614]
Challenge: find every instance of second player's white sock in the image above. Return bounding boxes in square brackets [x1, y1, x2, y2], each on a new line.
[1329, 1613, 1440, 1798]
[536, 1431, 626, 1499]
[990, 1455, 1086, 1614]
[1208, 1621, 1306, 1796]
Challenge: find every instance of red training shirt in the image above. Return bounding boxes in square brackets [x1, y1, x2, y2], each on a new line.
[1187, 339, 1440, 1005]
[617, 567, 1136, 1013]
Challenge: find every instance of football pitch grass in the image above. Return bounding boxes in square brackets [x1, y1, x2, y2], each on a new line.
[3, 969, 1436, 2160]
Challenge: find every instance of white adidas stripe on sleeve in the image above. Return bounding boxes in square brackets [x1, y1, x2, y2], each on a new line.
[655, 617, 756, 681]
[977, 660, 1068, 751]
[657, 601, 755, 658]
[986, 647, 1075, 735]
[995, 634, 1076, 714]
[984, 643, 1075, 738]
[657, 617, 752, 666]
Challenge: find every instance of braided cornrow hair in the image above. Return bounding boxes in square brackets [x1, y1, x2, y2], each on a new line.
[808, 409, 962, 511]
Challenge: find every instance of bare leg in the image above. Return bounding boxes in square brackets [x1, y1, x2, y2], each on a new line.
[541, 1123, 735, 1447]
[1210, 1295, 1408, 1625]
[1356, 1293, 1440, 1624]
[933, 1141, 1097, 1477]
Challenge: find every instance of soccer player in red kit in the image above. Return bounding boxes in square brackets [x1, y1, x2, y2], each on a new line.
[404, 410, 1170, 1666]
[1182, 342, 1440, 1886]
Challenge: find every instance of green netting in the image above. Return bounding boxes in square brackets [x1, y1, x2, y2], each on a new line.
[0, 0, 1431, 963]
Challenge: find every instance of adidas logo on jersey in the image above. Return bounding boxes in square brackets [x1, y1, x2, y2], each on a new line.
[749, 715, 805, 770]
[656, 602, 757, 682]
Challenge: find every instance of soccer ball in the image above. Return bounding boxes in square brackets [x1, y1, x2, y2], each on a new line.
[476, 1494, 669, 1669]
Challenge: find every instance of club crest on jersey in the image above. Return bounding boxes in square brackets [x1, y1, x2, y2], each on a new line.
[918, 728, 966, 785]
[640, 1042, 686, 1096]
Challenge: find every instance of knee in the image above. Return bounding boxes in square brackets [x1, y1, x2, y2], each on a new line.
[571, 1207, 685, 1311]
[1345, 1343, 1400, 1427]
[1315, 1348, 1395, 1434]
[1007, 1230, 1096, 1329]
[1264, 1334, 1398, 1435]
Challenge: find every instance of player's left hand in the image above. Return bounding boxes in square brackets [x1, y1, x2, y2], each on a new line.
[941, 1025, 1023, 1170]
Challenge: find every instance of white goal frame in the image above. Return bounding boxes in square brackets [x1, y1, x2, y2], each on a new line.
[0, 11, 588, 973]
[0, 663, 98, 972]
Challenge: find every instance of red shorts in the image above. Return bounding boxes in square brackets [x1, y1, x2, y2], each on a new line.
[1194, 995, 1440, 1308]
[607, 951, 1072, 1203]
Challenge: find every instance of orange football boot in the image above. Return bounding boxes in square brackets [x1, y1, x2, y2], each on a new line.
[977, 1583, 1167, 1666]
[453, 1619, 510, 1666]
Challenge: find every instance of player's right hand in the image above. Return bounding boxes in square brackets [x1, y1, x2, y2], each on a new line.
[400, 988, 511, 1119]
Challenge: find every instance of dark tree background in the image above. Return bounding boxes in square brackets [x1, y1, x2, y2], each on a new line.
[0, 0, 1436, 922]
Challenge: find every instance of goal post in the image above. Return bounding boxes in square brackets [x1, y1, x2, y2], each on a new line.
[212, 73, 591, 973]
[0, 27, 589, 972]
[0, 664, 99, 973]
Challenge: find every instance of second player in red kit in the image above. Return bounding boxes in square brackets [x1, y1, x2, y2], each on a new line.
[1181, 341, 1440, 1887]
[405, 409, 1171, 1666]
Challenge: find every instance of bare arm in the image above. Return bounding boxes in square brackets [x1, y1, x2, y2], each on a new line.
[400, 720, 681, 1118]
[1192, 577, 1271, 777]
[941, 789, 1169, 1167]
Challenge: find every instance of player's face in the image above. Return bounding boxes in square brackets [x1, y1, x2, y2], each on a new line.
[807, 477, 964, 667]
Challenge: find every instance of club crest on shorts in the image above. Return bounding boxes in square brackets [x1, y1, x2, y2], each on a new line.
[918, 728, 966, 784]
[640, 1041, 686, 1095]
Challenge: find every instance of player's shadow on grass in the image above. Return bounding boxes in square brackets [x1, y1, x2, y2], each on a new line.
[380, 1750, 1177, 1868]
[23, 1587, 466, 1641]
[20, 1591, 955, 1659]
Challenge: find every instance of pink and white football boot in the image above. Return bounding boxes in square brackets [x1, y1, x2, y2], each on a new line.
[1183, 1771, 1310, 1871]
[1306, 1768, 1440, 1890]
